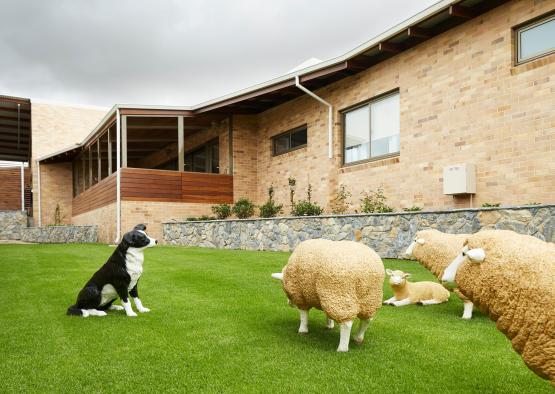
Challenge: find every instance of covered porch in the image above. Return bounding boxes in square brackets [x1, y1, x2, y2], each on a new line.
[39, 107, 236, 242]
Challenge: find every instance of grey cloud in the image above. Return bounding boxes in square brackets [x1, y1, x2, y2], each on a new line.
[0, 0, 438, 107]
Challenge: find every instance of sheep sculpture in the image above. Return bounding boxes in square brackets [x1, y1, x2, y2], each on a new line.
[441, 230, 555, 385]
[271, 239, 385, 352]
[405, 229, 475, 319]
[383, 269, 450, 306]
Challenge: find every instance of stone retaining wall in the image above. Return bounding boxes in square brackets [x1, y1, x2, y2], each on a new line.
[163, 205, 554, 258]
[0, 211, 28, 240]
[20, 225, 98, 244]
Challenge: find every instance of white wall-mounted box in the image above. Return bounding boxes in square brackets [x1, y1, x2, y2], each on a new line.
[443, 163, 476, 195]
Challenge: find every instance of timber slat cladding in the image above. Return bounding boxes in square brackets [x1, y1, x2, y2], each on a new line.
[120, 168, 233, 203]
[0, 167, 30, 210]
[72, 174, 116, 216]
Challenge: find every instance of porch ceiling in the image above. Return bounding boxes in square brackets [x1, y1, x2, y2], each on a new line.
[0, 95, 31, 162]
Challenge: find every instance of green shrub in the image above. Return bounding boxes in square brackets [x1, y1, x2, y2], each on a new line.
[330, 184, 352, 214]
[403, 206, 422, 212]
[288, 177, 297, 210]
[360, 187, 394, 213]
[186, 215, 216, 221]
[482, 203, 500, 207]
[291, 200, 324, 216]
[291, 184, 323, 216]
[232, 198, 256, 219]
[259, 186, 283, 218]
[211, 203, 232, 219]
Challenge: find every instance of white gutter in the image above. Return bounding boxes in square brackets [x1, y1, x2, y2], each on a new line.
[36, 160, 42, 226]
[295, 75, 333, 159]
[115, 109, 121, 243]
[20, 161, 25, 211]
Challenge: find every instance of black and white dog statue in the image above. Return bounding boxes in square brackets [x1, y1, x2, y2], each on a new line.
[67, 224, 157, 317]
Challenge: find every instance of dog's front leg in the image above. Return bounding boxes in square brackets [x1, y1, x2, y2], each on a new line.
[116, 286, 137, 317]
[130, 284, 150, 313]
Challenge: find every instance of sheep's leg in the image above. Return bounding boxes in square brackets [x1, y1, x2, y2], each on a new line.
[337, 320, 353, 352]
[325, 315, 335, 329]
[298, 309, 309, 334]
[353, 318, 371, 345]
[392, 298, 411, 307]
[462, 301, 474, 320]
[383, 296, 397, 305]
[420, 299, 440, 305]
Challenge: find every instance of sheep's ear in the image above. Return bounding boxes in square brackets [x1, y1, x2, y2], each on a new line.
[385, 269, 393, 276]
[416, 238, 425, 245]
[403, 273, 411, 278]
[467, 248, 486, 263]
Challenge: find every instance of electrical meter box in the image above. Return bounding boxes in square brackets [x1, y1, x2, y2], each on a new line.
[443, 163, 476, 195]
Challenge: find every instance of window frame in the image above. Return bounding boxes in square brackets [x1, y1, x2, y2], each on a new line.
[271, 125, 308, 156]
[513, 11, 555, 66]
[341, 89, 400, 167]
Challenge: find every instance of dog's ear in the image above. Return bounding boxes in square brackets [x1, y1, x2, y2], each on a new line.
[134, 224, 147, 231]
[122, 231, 134, 245]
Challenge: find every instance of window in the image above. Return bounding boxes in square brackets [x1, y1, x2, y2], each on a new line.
[515, 13, 555, 64]
[343, 92, 400, 164]
[184, 139, 219, 174]
[272, 126, 307, 155]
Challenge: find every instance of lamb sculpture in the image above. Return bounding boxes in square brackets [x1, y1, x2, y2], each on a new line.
[271, 239, 385, 352]
[405, 229, 475, 319]
[383, 269, 450, 306]
[441, 230, 555, 385]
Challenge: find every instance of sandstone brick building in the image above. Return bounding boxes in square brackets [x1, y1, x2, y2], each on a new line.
[2, 0, 554, 242]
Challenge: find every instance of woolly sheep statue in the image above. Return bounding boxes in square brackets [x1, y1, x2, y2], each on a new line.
[441, 230, 555, 385]
[383, 269, 450, 306]
[271, 239, 385, 352]
[405, 229, 475, 319]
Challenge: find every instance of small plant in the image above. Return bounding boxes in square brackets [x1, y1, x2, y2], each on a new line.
[403, 206, 422, 212]
[186, 215, 216, 221]
[330, 184, 352, 214]
[526, 202, 541, 205]
[360, 187, 394, 213]
[482, 203, 500, 208]
[232, 198, 256, 219]
[53, 203, 65, 226]
[291, 183, 324, 216]
[186, 217, 199, 221]
[259, 186, 283, 218]
[291, 200, 324, 216]
[211, 203, 232, 219]
[288, 177, 297, 209]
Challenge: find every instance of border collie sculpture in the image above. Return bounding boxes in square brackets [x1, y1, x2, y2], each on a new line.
[67, 224, 157, 317]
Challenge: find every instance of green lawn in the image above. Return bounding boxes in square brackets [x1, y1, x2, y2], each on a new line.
[0, 244, 551, 393]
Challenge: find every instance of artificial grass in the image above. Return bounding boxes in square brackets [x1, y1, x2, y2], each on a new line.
[0, 244, 551, 393]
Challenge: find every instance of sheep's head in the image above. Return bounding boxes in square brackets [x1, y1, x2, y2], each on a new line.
[404, 233, 426, 258]
[441, 242, 486, 288]
[386, 269, 411, 287]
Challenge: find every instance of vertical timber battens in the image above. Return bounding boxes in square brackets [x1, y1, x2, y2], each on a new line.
[107, 128, 112, 175]
[228, 115, 233, 175]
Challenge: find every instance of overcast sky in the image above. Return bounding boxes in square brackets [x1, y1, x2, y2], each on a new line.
[0, 0, 438, 108]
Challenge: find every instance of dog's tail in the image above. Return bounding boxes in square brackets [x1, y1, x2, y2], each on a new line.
[66, 305, 83, 316]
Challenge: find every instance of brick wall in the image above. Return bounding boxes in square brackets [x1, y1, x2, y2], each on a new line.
[252, 0, 555, 212]
[31, 102, 106, 225]
[72, 202, 116, 243]
[0, 167, 30, 211]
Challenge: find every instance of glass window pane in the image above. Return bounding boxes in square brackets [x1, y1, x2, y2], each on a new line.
[274, 134, 290, 155]
[290, 128, 307, 149]
[344, 105, 370, 163]
[91, 143, 99, 185]
[519, 17, 555, 61]
[370, 93, 400, 157]
[192, 147, 207, 172]
[83, 149, 90, 190]
[126, 117, 178, 170]
[99, 133, 109, 180]
[211, 142, 219, 173]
